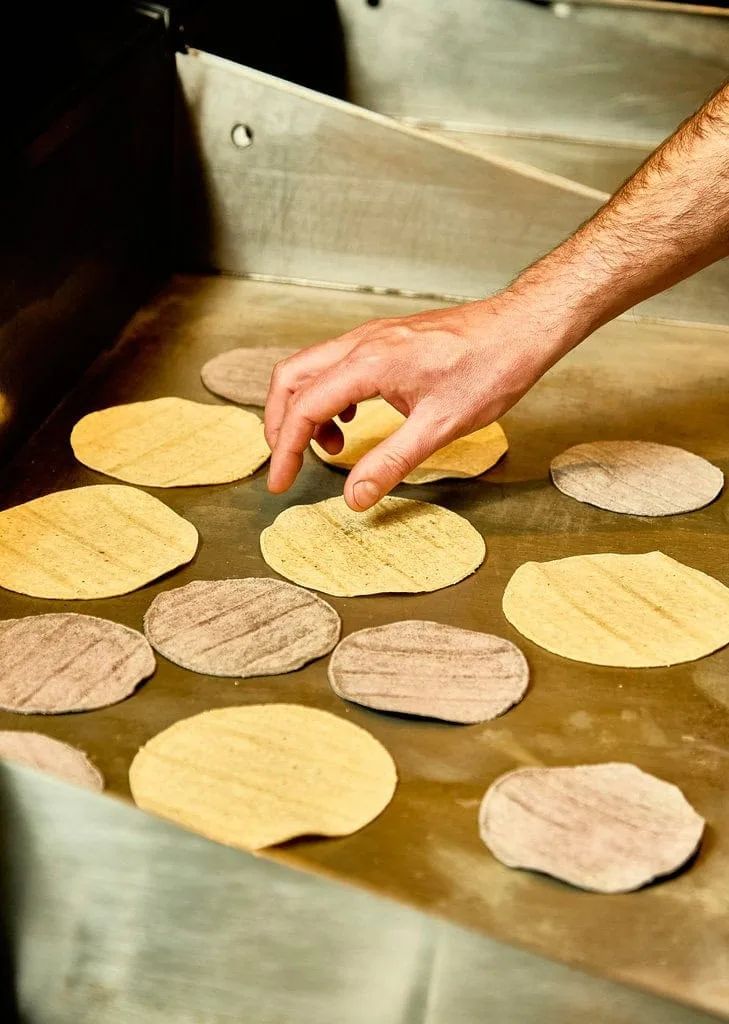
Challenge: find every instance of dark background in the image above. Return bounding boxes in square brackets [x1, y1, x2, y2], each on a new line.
[3, 2, 346, 152]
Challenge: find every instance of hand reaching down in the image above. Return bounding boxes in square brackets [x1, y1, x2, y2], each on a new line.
[264, 295, 573, 511]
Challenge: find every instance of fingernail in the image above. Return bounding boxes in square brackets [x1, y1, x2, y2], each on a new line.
[353, 480, 379, 510]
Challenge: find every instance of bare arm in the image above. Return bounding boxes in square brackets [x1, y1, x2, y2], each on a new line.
[265, 81, 729, 511]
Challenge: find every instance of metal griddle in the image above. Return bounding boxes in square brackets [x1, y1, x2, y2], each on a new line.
[5, 5, 729, 1019]
[3, 273, 729, 1017]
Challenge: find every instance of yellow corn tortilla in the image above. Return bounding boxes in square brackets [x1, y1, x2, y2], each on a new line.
[0, 484, 198, 599]
[71, 396, 270, 486]
[260, 495, 485, 597]
[129, 704, 397, 850]
[502, 550, 729, 667]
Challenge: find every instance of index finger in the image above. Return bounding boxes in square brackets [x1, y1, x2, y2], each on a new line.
[264, 337, 360, 448]
[267, 359, 379, 493]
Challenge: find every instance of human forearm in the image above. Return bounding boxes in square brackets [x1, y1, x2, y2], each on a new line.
[264, 81, 729, 510]
[501, 79, 729, 354]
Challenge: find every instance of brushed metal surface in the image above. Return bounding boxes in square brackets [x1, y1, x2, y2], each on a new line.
[175, 50, 602, 298]
[175, 50, 729, 326]
[2, 764, 720, 1024]
[1, 275, 729, 1016]
[337, 0, 729, 144]
[425, 131, 651, 195]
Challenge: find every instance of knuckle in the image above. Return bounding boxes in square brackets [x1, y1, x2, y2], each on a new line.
[289, 389, 317, 425]
[271, 359, 292, 386]
[288, 390, 308, 415]
[380, 448, 413, 478]
[354, 340, 388, 371]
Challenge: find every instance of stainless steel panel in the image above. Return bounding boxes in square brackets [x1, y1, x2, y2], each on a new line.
[175, 50, 601, 297]
[336, 0, 729, 144]
[3, 275, 729, 1016]
[175, 50, 729, 325]
[424, 131, 650, 195]
[2, 764, 722, 1024]
[337, 0, 729, 145]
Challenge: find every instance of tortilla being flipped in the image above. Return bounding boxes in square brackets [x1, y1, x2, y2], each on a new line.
[311, 397, 508, 484]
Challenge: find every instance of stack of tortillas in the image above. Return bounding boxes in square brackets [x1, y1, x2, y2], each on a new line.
[71, 396, 270, 486]
[129, 704, 397, 850]
[311, 398, 508, 484]
[260, 495, 485, 596]
[0, 485, 198, 599]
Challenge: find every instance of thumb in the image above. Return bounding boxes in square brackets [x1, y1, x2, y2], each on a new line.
[343, 407, 453, 512]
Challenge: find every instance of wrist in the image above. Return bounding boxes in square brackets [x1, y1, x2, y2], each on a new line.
[495, 237, 631, 355]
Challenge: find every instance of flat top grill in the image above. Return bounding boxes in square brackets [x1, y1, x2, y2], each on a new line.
[3, 273, 729, 1018]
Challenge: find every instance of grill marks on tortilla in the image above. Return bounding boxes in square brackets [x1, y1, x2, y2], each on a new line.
[479, 763, 704, 893]
[0, 614, 155, 713]
[260, 496, 485, 597]
[144, 578, 340, 677]
[329, 621, 528, 723]
[0, 731, 104, 792]
[311, 397, 508, 484]
[71, 397, 270, 487]
[502, 551, 729, 667]
[201, 346, 298, 406]
[550, 440, 723, 516]
[0, 485, 198, 599]
[129, 704, 397, 850]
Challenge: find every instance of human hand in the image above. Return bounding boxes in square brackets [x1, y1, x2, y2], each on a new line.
[264, 295, 571, 511]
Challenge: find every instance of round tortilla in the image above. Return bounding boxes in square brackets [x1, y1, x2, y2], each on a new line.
[129, 704, 397, 850]
[0, 484, 198, 600]
[502, 550, 729, 668]
[0, 614, 155, 714]
[71, 396, 270, 486]
[201, 346, 298, 406]
[479, 763, 704, 893]
[0, 731, 104, 792]
[144, 578, 340, 677]
[260, 495, 485, 597]
[311, 398, 508, 484]
[551, 440, 723, 516]
[329, 621, 528, 723]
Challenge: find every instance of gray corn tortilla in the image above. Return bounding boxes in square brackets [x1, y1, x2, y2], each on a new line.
[0, 731, 104, 792]
[329, 621, 528, 723]
[479, 763, 704, 893]
[144, 578, 341, 677]
[0, 613, 155, 714]
[201, 346, 298, 407]
[550, 440, 723, 516]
